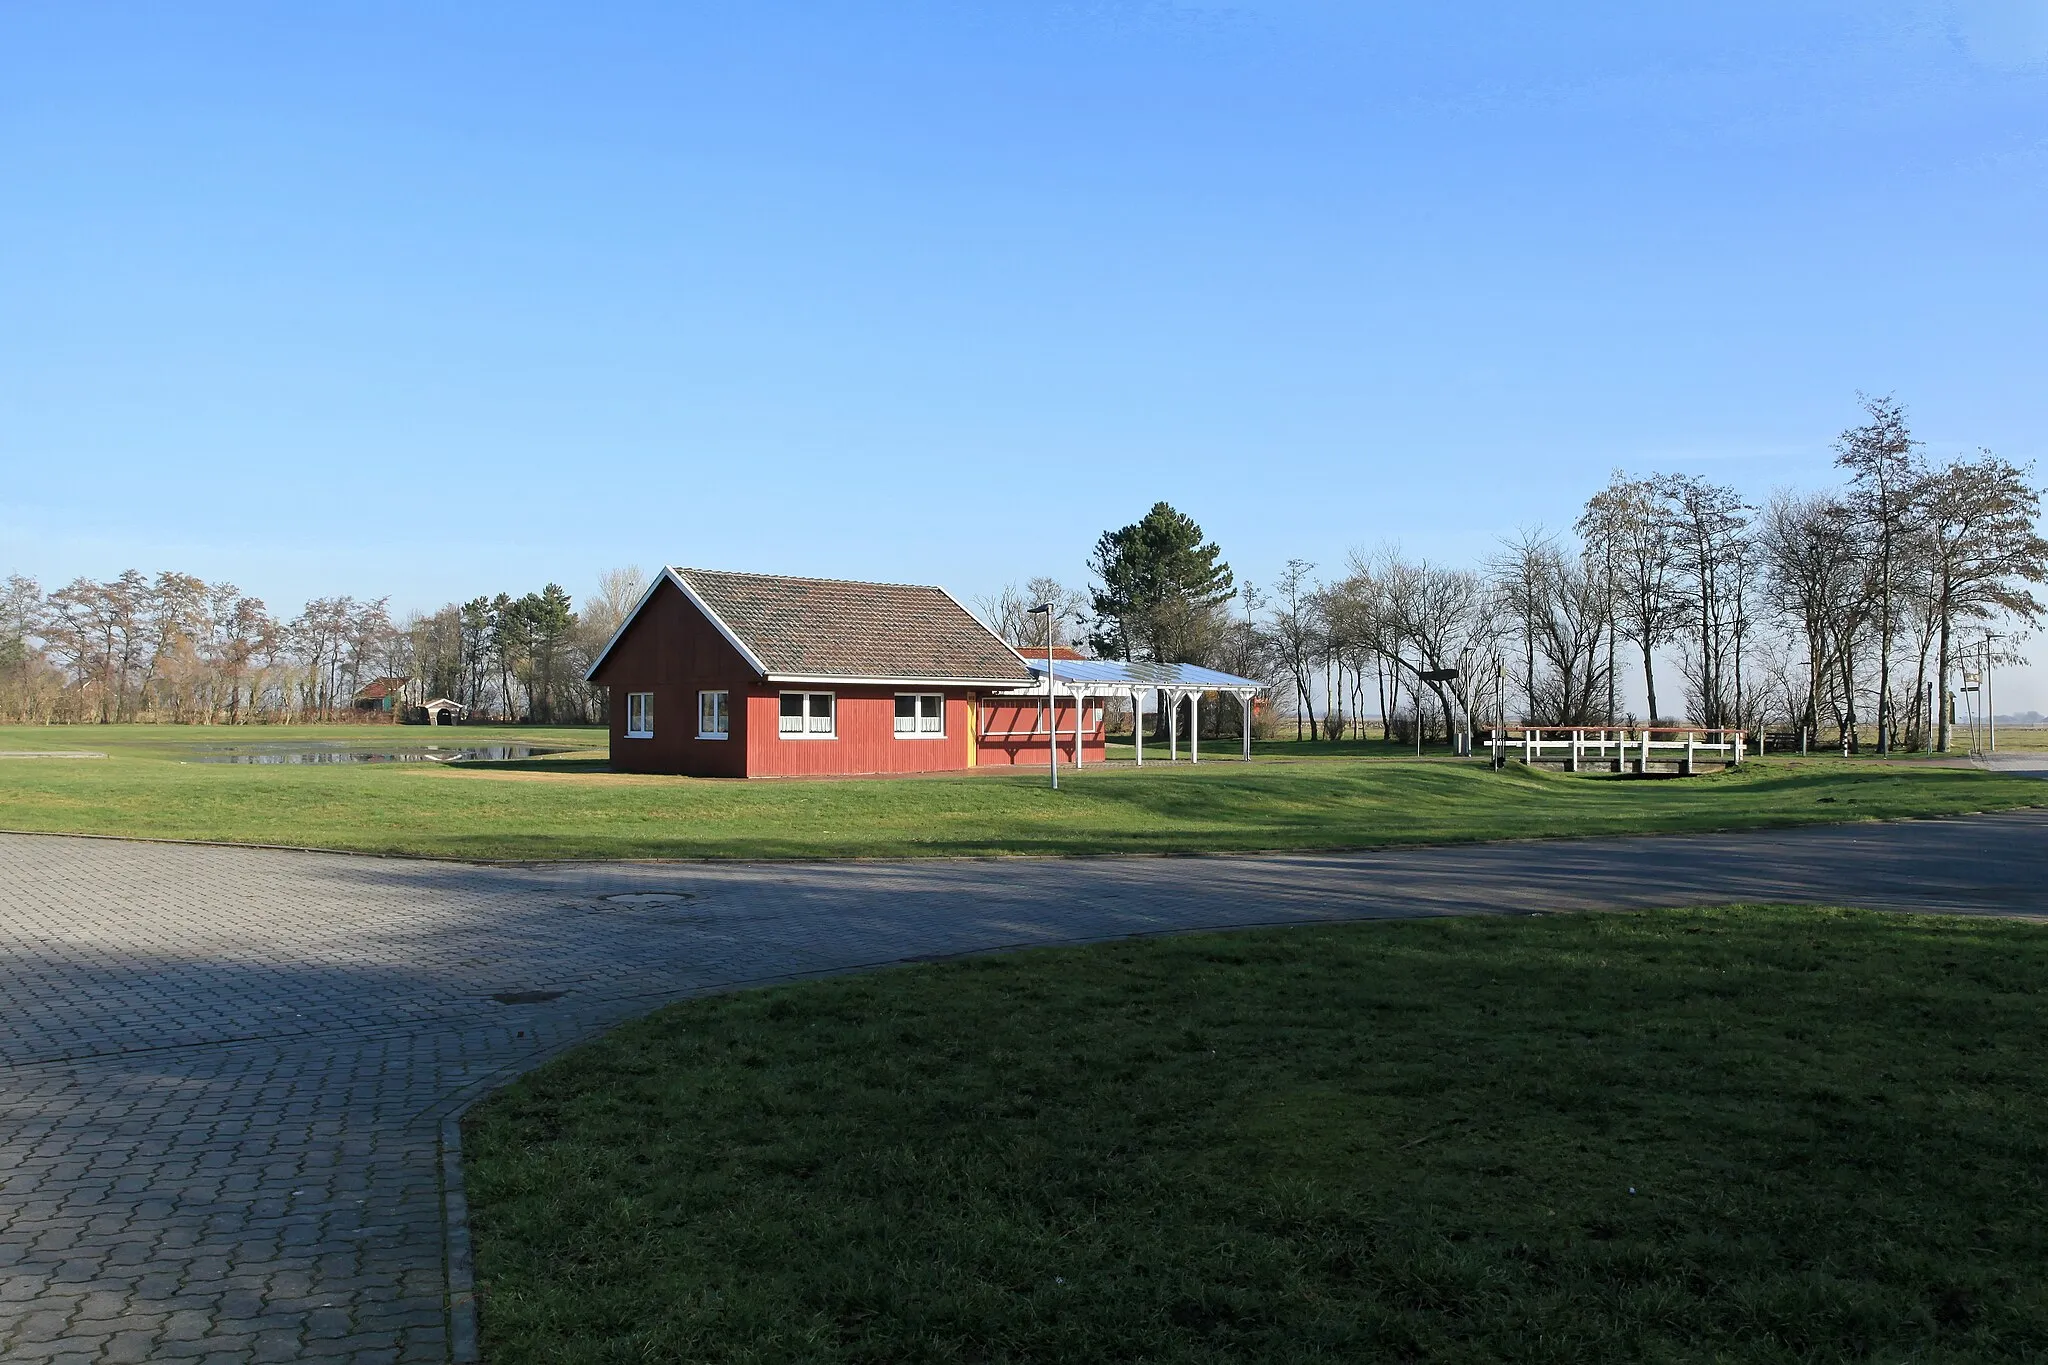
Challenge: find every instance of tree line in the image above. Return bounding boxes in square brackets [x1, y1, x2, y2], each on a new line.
[0, 566, 648, 725]
[9, 396, 2038, 748]
[985, 398, 2046, 754]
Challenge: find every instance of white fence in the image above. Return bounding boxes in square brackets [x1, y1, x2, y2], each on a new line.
[1485, 726, 1745, 774]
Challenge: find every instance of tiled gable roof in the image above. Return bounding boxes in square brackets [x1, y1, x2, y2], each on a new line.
[674, 568, 1034, 684]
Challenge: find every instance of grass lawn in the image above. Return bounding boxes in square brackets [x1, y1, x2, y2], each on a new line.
[465, 905, 2048, 1363]
[0, 724, 2040, 860]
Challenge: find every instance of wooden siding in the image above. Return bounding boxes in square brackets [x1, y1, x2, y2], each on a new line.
[590, 581, 993, 777]
[588, 577, 755, 777]
[974, 698, 1108, 767]
[744, 688, 976, 777]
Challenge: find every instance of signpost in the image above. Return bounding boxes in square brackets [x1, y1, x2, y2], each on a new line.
[1491, 657, 1506, 769]
[1417, 666, 1459, 757]
[1985, 633, 1998, 755]
[1961, 663, 1983, 756]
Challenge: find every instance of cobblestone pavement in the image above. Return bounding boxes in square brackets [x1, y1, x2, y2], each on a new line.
[3, 813, 2046, 1363]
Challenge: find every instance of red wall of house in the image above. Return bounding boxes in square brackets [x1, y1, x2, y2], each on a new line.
[592, 580, 1005, 777]
[974, 698, 1108, 767]
[589, 577, 755, 777]
[744, 687, 977, 777]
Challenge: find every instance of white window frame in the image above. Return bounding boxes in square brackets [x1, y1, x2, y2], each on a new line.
[697, 690, 730, 740]
[624, 692, 654, 739]
[894, 692, 946, 738]
[778, 690, 835, 739]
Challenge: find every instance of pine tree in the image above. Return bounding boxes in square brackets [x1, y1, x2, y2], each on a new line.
[1087, 502, 1234, 663]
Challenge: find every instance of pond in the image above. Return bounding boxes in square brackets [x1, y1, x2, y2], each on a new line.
[189, 742, 569, 765]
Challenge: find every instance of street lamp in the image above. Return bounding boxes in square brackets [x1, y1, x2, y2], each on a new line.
[1985, 632, 1999, 755]
[1027, 602, 1059, 790]
[1803, 657, 1816, 755]
[1493, 656, 1506, 770]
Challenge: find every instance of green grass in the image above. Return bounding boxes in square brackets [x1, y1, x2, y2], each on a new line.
[0, 723, 2039, 860]
[465, 906, 2048, 1363]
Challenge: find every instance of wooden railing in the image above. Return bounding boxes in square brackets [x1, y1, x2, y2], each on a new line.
[1482, 725, 1745, 773]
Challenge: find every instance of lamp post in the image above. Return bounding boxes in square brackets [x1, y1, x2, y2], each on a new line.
[1985, 633, 1998, 755]
[1493, 656, 1506, 770]
[1028, 602, 1058, 790]
[1803, 657, 1816, 755]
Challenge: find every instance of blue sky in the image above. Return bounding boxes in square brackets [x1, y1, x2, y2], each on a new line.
[4, 3, 2046, 702]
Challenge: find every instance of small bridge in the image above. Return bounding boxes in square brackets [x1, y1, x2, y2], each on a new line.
[1485, 725, 1745, 775]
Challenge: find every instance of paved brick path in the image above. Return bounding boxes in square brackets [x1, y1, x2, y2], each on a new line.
[3, 814, 2045, 1362]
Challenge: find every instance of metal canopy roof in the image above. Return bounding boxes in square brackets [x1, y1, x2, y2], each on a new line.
[1018, 659, 1264, 691]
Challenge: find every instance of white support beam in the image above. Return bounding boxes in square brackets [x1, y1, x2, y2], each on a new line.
[1073, 686, 1084, 769]
[1241, 693, 1252, 761]
[1134, 687, 1144, 766]
[1191, 691, 1200, 764]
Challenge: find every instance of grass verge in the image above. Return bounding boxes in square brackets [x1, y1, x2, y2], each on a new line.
[0, 725, 2040, 860]
[465, 906, 2048, 1363]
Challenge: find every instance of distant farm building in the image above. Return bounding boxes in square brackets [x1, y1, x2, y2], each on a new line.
[585, 568, 1261, 778]
[352, 677, 413, 714]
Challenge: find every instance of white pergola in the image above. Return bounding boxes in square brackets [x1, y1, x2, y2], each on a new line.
[990, 659, 1266, 768]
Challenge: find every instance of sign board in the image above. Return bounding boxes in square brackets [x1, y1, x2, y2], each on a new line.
[1962, 669, 1982, 691]
[1418, 667, 1460, 683]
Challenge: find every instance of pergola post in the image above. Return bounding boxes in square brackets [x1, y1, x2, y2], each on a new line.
[1240, 693, 1252, 760]
[1074, 688, 1085, 769]
[1191, 691, 1200, 764]
[1134, 688, 1144, 766]
[1169, 691, 1179, 761]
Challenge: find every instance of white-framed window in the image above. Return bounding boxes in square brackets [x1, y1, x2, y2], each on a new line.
[625, 692, 654, 739]
[779, 691, 835, 738]
[697, 690, 729, 739]
[895, 692, 945, 737]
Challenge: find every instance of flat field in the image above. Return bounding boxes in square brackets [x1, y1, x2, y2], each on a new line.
[465, 905, 2048, 1362]
[0, 724, 2040, 859]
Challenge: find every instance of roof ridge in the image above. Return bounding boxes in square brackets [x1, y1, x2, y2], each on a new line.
[671, 566, 948, 592]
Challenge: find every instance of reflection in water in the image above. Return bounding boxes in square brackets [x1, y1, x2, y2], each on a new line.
[191, 744, 566, 765]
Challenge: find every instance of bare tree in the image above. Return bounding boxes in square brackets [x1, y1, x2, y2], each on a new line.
[0, 575, 60, 723]
[1268, 560, 1322, 741]
[1490, 529, 1548, 721]
[208, 588, 277, 724]
[1835, 394, 1920, 752]
[582, 566, 648, 646]
[1918, 450, 2048, 750]
[975, 578, 1090, 651]
[1491, 534, 1612, 725]
[1655, 474, 1749, 727]
[1346, 548, 1497, 754]
[1759, 490, 1867, 746]
[1579, 473, 1678, 722]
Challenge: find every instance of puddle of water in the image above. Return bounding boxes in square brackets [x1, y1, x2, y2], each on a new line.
[190, 743, 566, 765]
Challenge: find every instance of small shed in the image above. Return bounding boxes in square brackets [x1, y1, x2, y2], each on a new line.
[353, 677, 412, 713]
[419, 699, 466, 726]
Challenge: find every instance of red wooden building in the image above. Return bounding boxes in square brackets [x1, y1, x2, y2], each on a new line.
[585, 567, 1109, 777]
